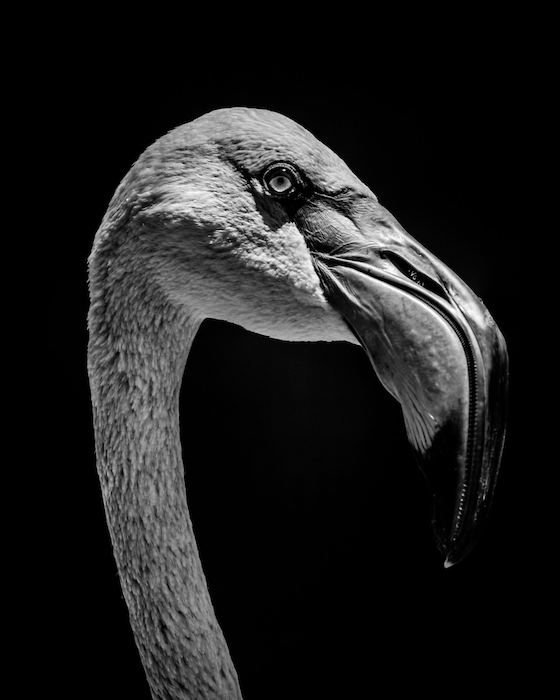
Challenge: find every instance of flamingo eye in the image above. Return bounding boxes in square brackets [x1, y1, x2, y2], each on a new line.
[263, 164, 301, 197]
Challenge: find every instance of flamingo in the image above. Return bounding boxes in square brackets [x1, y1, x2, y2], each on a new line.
[88, 107, 508, 700]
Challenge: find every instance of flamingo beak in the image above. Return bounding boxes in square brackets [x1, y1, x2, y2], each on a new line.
[307, 203, 508, 567]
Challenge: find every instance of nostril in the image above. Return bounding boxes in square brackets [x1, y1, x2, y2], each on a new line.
[404, 267, 425, 286]
[381, 250, 449, 301]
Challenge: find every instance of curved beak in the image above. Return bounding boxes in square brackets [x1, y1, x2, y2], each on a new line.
[305, 200, 508, 567]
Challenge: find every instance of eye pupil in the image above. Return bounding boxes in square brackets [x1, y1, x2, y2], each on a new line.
[270, 174, 292, 192]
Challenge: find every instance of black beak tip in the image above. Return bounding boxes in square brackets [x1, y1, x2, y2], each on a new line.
[443, 546, 468, 569]
[437, 540, 463, 570]
[430, 509, 460, 568]
[438, 535, 475, 570]
[431, 518, 470, 570]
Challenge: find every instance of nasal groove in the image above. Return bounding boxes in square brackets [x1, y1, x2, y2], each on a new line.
[381, 250, 449, 301]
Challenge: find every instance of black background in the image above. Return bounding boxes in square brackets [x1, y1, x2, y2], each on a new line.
[42, 35, 544, 700]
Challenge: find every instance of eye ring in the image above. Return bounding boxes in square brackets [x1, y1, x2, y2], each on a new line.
[262, 163, 301, 197]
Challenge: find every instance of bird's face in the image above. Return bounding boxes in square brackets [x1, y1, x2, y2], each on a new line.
[129, 108, 372, 343]
[111, 108, 508, 566]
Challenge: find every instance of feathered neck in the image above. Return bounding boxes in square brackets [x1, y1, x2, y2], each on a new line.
[88, 240, 243, 700]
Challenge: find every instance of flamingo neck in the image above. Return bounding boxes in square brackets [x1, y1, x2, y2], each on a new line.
[88, 270, 242, 700]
